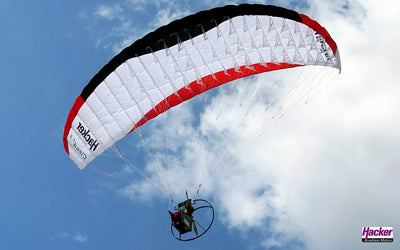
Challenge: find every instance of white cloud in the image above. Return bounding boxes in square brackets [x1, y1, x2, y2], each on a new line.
[73, 232, 88, 242]
[52, 231, 88, 243]
[126, 0, 170, 11]
[95, 4, 123, 21]
[150, 8, 191, 28]
[89, 1, 192, 53]
[225, 1, 400, 249]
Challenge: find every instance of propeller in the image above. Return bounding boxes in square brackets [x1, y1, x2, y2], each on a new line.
[193, 219, 198, 237]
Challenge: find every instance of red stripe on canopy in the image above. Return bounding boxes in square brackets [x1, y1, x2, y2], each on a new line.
[63, 96, 85, 155]
[130, 62, 300, 133]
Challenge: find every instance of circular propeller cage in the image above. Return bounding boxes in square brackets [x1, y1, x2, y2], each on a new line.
[170, 199, 214, 241]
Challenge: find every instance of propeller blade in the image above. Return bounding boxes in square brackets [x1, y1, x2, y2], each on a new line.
[193, 219, 198, 236]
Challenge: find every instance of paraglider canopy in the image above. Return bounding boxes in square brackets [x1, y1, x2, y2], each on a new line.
[63, 2, 341, 241]
[63, 3, 340, 170]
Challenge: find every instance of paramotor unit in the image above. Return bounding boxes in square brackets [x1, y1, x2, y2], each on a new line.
[169, 196, 214, 241]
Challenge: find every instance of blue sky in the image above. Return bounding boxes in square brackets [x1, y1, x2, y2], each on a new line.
[2, 0, 400, 249]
